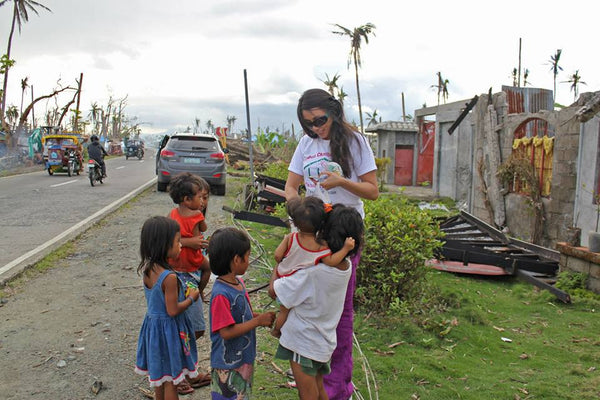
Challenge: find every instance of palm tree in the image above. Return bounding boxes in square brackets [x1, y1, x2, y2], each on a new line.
[89, 102, 101, 134]
[441, 78, 450, 104]
[226, 115, 236, 136]
[431, 72, 449, 105]
[332, 22, 376, 134]
[547, 49, 563, 104]
[19, 76, 28, 115]
[6, 104, 18, 129]
[365, 109, 381, 126]
[563, 70, 587, 102]
[523, 69, 530, 87]
[320, 72, 340, 96]
[337, 86, 348, 106]
[193, 117, 201, 134]
[206, 119, 214, 135]
[0, 0, 51, 129]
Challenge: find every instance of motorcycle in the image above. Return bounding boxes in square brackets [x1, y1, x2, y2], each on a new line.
[125, 140, 144, 160]
[88, 159, 104, 186]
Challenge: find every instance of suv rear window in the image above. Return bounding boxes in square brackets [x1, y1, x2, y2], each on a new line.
[168, 136, 219, 151]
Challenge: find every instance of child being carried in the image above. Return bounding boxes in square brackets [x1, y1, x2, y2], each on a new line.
[268, 196, 355, 337]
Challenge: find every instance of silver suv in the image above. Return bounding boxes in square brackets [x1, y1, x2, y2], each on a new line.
[156, 133, 227, 195]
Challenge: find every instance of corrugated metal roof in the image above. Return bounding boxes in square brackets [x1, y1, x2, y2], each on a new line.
[502, 86, 554, 114]
[365, 120, 419, 132]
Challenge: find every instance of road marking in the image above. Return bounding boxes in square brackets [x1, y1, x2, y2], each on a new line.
[116, 166, 125, 170]
[50, 179, 78, 187]
[0, 177, 157, 279]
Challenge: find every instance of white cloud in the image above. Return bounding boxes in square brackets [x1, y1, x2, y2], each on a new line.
[1, 0, 598, 134]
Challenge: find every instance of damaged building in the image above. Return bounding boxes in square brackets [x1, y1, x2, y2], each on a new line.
[369, 87, 600, 252]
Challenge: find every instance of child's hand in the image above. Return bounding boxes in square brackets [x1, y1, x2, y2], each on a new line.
[187, 288, 200, 303]
[200, 237, 209, 249]
[185, 236, 205, 250]
[257, 312, 276, 327]
[270, 327, 281, 338]
[343, 237, 356, 251]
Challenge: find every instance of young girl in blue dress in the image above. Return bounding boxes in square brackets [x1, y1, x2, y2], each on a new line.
[135, 216, 201, 400]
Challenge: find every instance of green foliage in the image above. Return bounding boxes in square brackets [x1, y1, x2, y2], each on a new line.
[0, 54, 16, 74]
[358, 195, 444, 313]
[256, 160, 289, 181]
[374, 157, 390, 192]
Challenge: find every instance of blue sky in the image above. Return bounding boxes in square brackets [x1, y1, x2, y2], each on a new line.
[1, 0, 598, 135]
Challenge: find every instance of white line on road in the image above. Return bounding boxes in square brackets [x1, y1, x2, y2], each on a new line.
[0, 177, 157, 278]
[50, 179, 78, 187]
[116, 166, 125, 170]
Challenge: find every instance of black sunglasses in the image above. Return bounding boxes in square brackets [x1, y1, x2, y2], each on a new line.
[304, 115, 329, 128]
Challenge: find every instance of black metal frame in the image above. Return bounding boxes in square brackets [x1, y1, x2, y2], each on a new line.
[437, 210, 570, 303]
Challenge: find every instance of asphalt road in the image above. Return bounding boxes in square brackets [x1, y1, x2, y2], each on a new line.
[0, 151, 158, 282]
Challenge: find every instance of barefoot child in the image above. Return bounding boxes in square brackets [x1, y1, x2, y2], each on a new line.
[208, 227, 276, 399]
[268, 196, 355, 337]
[134, 216, 201, 400]
[273, 204, 364, 399]
[168, 172, 212, 391]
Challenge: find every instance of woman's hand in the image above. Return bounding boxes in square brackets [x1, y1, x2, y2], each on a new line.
[318, 170, 344, 190]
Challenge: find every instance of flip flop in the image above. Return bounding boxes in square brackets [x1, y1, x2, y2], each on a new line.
[188, 373, 211, 388]
[176, 380, 194, 395]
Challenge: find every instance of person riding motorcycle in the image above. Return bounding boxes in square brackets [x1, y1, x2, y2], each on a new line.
[88, 135, 108, 178]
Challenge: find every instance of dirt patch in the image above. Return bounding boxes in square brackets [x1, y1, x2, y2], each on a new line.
[0, 187, 229, 399]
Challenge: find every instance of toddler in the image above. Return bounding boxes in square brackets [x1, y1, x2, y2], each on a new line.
[268, 196, 355, 337]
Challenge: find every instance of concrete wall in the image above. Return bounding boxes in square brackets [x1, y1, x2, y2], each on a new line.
[418, 90, 600, 249]
[376, 132, 395, 183]
[573, 115, 600, 246]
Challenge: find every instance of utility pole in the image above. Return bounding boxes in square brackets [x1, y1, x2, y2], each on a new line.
[402, 92, 406, 122]
[243, 69, 254, 187]
[518, 38, 522, 87]
[74, 73, 83, 132]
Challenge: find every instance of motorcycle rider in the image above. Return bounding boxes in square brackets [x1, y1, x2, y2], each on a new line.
[88, 135, 108, 178]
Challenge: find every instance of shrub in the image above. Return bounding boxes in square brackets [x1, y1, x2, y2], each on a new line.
[256, 160, 289, 181]
[357, 195, 444, 313]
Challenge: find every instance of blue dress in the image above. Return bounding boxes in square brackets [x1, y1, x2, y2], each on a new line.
[135, 270, 199, 387]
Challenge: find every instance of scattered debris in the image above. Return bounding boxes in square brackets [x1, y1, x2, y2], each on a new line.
[91, 380, 103, 395]
[138, 386, 154, 399]
[56, 360, 67, 368]
[501, 337, 512, 343]
[388, 341, 405, 348]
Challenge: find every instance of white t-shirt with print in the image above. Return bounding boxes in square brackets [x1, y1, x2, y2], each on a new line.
[274, 261, 351, 363]
[288, 132, 376, 217]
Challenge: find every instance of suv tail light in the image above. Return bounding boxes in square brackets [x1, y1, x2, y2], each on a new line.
[160, 149, 175, 158]
[210, 152, 225, 159]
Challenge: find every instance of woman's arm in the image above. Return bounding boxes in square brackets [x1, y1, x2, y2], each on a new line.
[320, 169, 379, 200]
[284, 171, 303, 201]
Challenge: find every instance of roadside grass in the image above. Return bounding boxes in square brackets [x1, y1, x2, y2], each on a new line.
[223, 173, 600, 399]
[0, 242, 76, 300]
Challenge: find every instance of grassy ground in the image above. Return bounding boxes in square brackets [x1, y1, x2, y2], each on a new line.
[225, 172, 600, 400]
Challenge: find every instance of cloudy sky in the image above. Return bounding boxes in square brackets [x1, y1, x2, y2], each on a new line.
[1, 0, 598, 136]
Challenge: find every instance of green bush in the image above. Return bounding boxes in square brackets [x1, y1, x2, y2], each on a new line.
[358, 195, 444, 313]
[256, 160, 289, 181]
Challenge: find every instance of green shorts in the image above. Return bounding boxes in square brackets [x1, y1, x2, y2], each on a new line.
[275, 344, 331, 377]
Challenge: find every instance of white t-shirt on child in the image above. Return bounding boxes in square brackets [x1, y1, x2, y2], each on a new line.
[274, 261, 351, 363]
